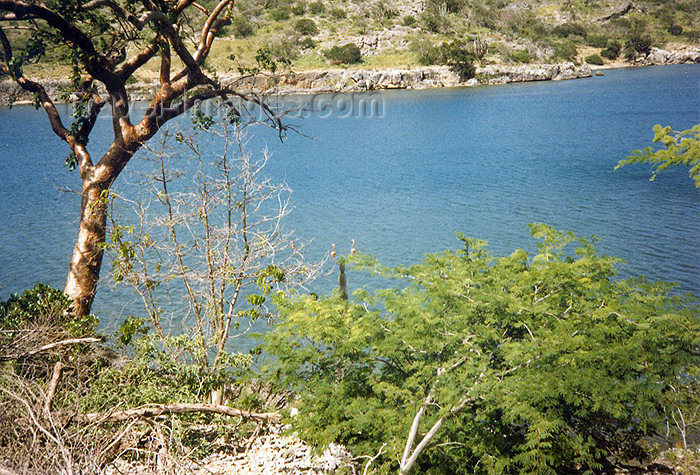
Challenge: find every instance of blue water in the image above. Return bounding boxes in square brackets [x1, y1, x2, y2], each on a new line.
[0, 64, 698, 328]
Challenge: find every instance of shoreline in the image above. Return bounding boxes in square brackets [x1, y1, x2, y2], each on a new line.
[1, 46, 699, 107]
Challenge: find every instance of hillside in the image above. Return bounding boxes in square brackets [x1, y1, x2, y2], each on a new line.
[147, 0, 700, 77]
[2, 0, 699, 84]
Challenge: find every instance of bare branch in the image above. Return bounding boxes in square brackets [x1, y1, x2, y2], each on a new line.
[74, 403, 281, 424]
[44, 361, 65, 414]
[0, 337, 101, 362]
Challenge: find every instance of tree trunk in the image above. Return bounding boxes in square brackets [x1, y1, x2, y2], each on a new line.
[64, 176, 109, 317]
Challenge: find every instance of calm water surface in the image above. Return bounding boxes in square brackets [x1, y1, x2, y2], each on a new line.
[0, 64, 698, 327]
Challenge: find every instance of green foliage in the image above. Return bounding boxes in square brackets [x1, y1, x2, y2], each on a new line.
[231, 16, 255, 38]
[308, 0, 325, 15]
[552, 22, 587, 38]
[552, 39, 578, 62]
[410, 39, 476, 80]
[508, 48, 530, 63]
[255, 45, 293, 73]
[586, 34, 609, 48]
[1, 283, 71, 330]
[439, 40, 476, 81]
[117, 316, 150, 346]
[264, 226, 699, 474]
[329, 7, 347, 19]
[299, 37, 317, 50]
[270, 6, 291, 21]
[410, 39, 441, 65]
[601, 39, 622, 60]
[624, 33, 652, 59]
[324, 43, 362, 65]
[86, 334, 252, 411]
[294, 18, 319, 36]
[616, 124, 700, 187]
[402, 15, 417, 27]
[584, 53, 604, 65]
[291, 2, 307, 15]
[0, 283, 97, 337]
[420, 1, 452, 33]
[668, 25, 684, 36]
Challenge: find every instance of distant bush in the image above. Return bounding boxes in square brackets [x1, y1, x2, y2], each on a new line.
[231, 16, 255, 38]
[402, 15, 416, 26]
[329, 7, 347, 19]
[270, 7, 291, 21]
[600, 39, 622, 59]
[586, 34, 608, 48]
[308, 0, 325, 15]
[294, 18, 318, 35]
[624, 33, 652, 59]
[291, 2, 306, 15]
[420, 2, 451, 33]
[324, 43, 362, 64]
[508, 48, 530, 63]
[668, 25, 684, 36]
[410, 39, 441, 65]
[440, 40, 476, 81]
[553, 40, 578, 62]
[552, 22, 587, 38]
[584, 54, 604, 65]
[299, 37, 316, 50]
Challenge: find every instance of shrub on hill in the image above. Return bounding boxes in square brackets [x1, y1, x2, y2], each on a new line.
[552, 22, 587, 38]
[601, 39, 622, 59]
[294, 18, 318, 35]
[324, 43, 362, 65]
[553, 40, 578, 62]
[402, 15, 417, 27]
[291, 2, 306, 15]
[329, 7, 346, 19]
[270, 7, 291, 21]
[586, 34, 609, 48]
[308, 0, 325, 15]
[585, 54, 604, 65]
[231, 16, 255, 38]
[508, 48, 530, 63]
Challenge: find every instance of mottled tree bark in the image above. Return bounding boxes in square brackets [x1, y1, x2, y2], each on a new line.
[64, 176, 109, 317]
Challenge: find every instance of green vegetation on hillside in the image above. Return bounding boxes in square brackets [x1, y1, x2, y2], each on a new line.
[1, 0, 697, 80]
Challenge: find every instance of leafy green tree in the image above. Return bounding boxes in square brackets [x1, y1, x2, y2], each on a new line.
[616, 125, 700, 187]
[264, 225, 699, 474]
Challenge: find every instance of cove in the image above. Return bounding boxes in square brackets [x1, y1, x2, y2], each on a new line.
[0, 64, 698, 327]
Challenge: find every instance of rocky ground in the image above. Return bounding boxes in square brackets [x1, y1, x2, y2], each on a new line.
[104, 423, 356, 475]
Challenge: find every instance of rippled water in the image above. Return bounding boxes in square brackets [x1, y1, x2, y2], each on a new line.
[0, 64, 698, 326]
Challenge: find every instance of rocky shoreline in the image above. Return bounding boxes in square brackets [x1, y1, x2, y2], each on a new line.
[1, 46, 698, 107]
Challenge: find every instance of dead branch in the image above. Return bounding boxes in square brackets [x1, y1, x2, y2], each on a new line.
[0, 337, 102, 362]
[74, 403, 281, 424]
[44, 361, 64, 414]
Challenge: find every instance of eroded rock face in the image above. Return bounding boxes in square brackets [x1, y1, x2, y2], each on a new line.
[474, 63, 592, 84]
[643, 47, 700, 65]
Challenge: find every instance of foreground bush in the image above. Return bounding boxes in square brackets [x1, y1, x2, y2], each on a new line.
[265, 225, 699, 474]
